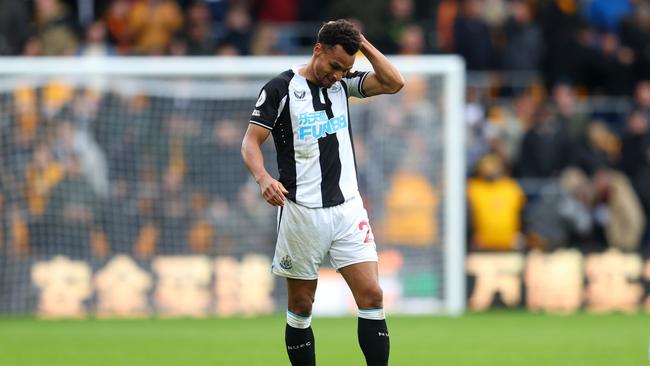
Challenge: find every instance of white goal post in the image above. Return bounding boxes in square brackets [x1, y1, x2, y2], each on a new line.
[0, 56, 465, 316]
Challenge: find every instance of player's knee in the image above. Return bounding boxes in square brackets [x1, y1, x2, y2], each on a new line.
[359, 286, 383, 309]
[288, 294, 315, 317]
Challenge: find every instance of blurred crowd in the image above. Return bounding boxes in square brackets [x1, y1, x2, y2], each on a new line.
[0, 74, 443, 259]
[1, 0, 650, 257]
[0, 83, 279, 258]
[466, 78, 650, 255]
[0, 0, 648, 90]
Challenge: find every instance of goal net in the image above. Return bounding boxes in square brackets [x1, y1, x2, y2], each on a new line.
[0, 56, 465, 317]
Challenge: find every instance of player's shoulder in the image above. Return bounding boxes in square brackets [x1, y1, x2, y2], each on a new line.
[264, 69, 295, 92]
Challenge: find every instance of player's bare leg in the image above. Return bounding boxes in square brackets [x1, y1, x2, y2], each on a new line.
[285, 278, 317, 366]
[339, 261, 390, 366]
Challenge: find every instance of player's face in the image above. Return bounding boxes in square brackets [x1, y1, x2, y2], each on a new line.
[312, 43, 355, 88]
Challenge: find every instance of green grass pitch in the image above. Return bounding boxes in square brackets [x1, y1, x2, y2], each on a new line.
[0, 312, 647, 366]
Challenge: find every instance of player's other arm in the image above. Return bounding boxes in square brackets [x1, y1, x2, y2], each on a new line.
[359, 34, 405, 97]
[241, 124, 288, 207]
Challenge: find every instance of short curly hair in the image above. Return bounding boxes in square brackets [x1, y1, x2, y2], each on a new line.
[317, 19, 361, 56]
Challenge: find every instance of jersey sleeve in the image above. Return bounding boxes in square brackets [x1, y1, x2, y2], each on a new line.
[343, 70, 370, 99]
[249, 76, 289, 130]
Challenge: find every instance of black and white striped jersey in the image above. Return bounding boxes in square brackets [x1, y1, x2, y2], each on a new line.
[250, 65, 369, 208]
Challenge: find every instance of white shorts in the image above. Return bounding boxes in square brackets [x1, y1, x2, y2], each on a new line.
[272, 193, 378, 280]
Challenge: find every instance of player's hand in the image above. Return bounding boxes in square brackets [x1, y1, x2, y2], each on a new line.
[359, 33, 368, 44]
[359, 34, 369, 51]
[257, 174, 289, 207]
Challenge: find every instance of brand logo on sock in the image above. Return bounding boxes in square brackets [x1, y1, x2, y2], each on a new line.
[378, 331, 389, 337]
[279, 255, 293, 270]
[287, 341, 311, 350]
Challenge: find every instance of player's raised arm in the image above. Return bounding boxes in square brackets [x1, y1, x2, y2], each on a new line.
[241, 124, 288, 207]
[358, 34, 405, 97]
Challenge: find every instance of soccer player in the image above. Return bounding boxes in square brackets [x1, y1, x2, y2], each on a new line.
[241, 19, 404, 366]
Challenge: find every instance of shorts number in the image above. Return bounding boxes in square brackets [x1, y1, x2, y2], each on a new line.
[358, 220, 374, 244]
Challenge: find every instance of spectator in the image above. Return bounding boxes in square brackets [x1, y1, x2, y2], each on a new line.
[399, 75, 442, 182]
[367, 90, 426, 187]
[480, 0, 508, 28]
[42, 154, 99, 258]
[249, 22, 280, 55]
[53, 120, 109, 197]
[205, 195, 236, 256]
[398, 24, 426, 55]
[435, 0, 459, 53]
[0, 0, 31, 55]
[620, 110, 650, 179]
[24, 143, 64, 220]
[182, 1, 216, 55]
[620, 3, 650, 81]
[484, 91, 537, 165]
[133, 161, 160, 258]
[187, 192, 214, 255]
[501, 0, 542, 71]
[619, 110, 650, 249]
[517, 103, 572, 177]
[71, 88, 103, 132]
[78, 20, 116, 56]
[12, 86, 40, 155]
[633, 80, 650, 118]
[147, 111, 195, 191]
[571, 120, 620, 175]
[9, 204, 30, 257]
[99, 177, 140, 254]
[220, 4, 253, 55]
[524, 168, 594, 251]
[189, 119, 249, 204]
[34, 0, 78, 55]
[591, 168, 645, 251]
[453, 0, 496, 70]
[127, 0, 183, 55]
[539, 0, 584, 88]
[552, 83, 589, 143]
[157, 166, 192, 254]
[42, 80, 74, 120]
[465, 86, 490, 169]
[467, 154, 525, 251]
[381, 143, 439, 247]
[95, 94, 150, 183]
[380, 0, 417, 54]
[584, 31, 634, 95]
[104, 0, 133, 54]
[24, 143, 64, 255]
[231, 180, 276, 256]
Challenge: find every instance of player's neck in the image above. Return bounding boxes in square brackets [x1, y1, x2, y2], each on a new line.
[298, 62, 318, 86]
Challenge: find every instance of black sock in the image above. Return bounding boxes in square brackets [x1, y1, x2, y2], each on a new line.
[358, 318, 390, 366]
[285, 324, 315, 366]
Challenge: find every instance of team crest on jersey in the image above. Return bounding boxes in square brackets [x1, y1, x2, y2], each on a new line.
[255, 89, 267, 107]
[279, 255, 293, 270]
[293, 89, 306, 99]
[329, 83, 341, 93]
